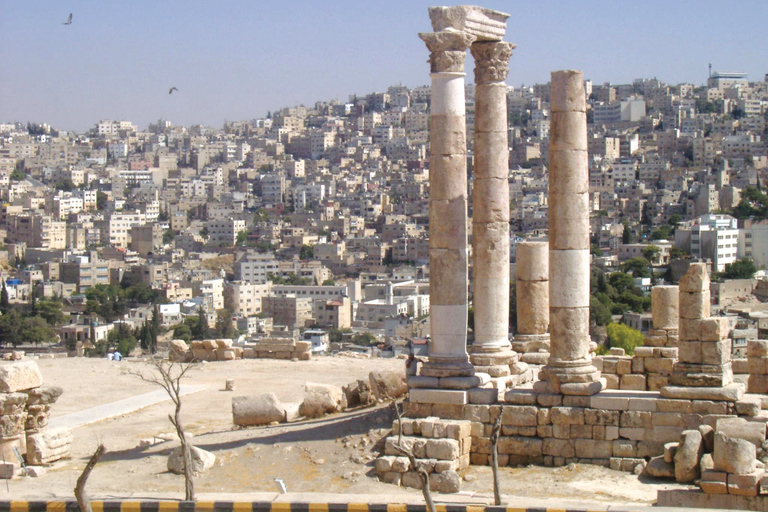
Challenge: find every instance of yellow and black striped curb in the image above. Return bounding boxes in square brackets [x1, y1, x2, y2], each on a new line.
[0, 502, 636, 512]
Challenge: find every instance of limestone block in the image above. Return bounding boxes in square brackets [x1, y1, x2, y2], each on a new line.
[202, 339, 217, 350]
[501, 406, 538, 427]
[549, 250, 590, 307]
[643, 456, 675, 479]
[748, 375, 768, 394]
[167, 445, 215, 477]
[673, 429, 704, 483]
[679, 291, 710, 320]
[679, 263, 710, 293]
[732, 358, 749, 374]
[215, 339, 232, 349]
[728, 470, 763, 496]
[652, 286, 679, 330]
[748, 357, 768, 376]
[616, 359, 632, 375]
[550, 112, 588, 152]
[714, 432, 756, 475]
[168, 340, 190, 362]
[232, 393, 286, 427]
[0, 360, 43, 393]
[428, 249, 468, 304]
[644, 357, 675, 374]
[715, 417, 766, 448]
[428, 5, 509, 41]
[701, 340, 731, 366]
[748, 340, 768, 357]
[430, 155, 467, 202]
[410, 388, 467, 405]
[516, 241, 549, 281]
[429, 470, 461, 493]
[467, 387, 497, 404]
[543, 438, 575, 457]
[299, 382, 344, 418]
[662, 384, 743, 402]
[219, 349, 236, 361]
[678, 341, 702, 364]
[498, 436, 542, 457]
[516, 280, 549, 334]
[575, 439, 612, 459]
[369, 370, 407, 401]
[700, 317, 729, 342]
[550, 70, 587, 113]
[700, 470, 728, 494]
[425, 438, 460, 460]
[678, 319, 701, 342]
[550, 407, 585, 425]
[25, 427, 72, 465]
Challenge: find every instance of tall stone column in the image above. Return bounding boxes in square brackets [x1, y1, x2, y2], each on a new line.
[536, 70, 603, 396]
[419, 29, 476, 378]
[469, 40, 524, 384]
[512, 241, 551, 365]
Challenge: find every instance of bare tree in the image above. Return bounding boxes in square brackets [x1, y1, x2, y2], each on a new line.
[130, 357, 197, 501]
[490, 406, 503, 505]
[390, 398, 435, 512]
[75, 444, 106, 512]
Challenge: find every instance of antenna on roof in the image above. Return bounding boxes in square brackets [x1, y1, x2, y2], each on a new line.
[709, 63, 712, 78]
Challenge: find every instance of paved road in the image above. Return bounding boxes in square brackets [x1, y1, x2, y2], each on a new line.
[49, 385, 207, 430]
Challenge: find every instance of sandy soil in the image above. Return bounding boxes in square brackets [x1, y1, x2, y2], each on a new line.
[5, 356, 688, 506]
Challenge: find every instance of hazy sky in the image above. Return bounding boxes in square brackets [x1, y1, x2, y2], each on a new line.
[1, 1, 766, 132]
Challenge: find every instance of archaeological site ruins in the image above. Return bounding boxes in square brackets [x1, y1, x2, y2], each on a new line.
[376, 6, 768, 508]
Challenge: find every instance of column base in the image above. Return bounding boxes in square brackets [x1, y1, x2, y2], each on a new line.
[538, 359, 604, 395]
[512, 333, 551, 353]
[421, 357, 475, 378]
[470, 346, 520, 375]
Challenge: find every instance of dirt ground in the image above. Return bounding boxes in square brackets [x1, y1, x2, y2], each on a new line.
[6, 356, 688, 506]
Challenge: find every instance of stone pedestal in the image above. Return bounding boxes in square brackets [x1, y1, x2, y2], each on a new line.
[468, 40, 525, 385]
[662, 263, 742, 401]
[536, 70, 602, 396]
[419, 29, 476, 379]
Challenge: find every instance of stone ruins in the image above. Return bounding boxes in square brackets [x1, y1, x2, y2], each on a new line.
[0, 359, 71, 476]
[376, 5, 768, 505]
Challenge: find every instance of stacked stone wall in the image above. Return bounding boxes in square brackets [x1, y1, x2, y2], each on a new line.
[170, 338, 311, 362]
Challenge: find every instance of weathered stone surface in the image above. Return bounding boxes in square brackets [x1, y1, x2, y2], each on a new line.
[714, 432, 756, 475]
[728, 469, 763, 496]
[428, 5, 509, 41]
[232, 393, 286, 427]
[429, 469, 461, 493]
[716, 417, 766, 448]
[652, 286, 679, 330]
[643, 456, 675, 479]
[679, 263, 710, 293]
[369, 370, 407, 401]
[299, 382, 344, 418]
[167, 445, 215, 476]
[673, 430, 703, 483]
[25, 427, 73, 465]
[25, 386, 63, 406]
[0, 360, 43, 393]
[168, 339, 190, 362]
[699, 470, 728, 494]
[342, 379, 374, 408]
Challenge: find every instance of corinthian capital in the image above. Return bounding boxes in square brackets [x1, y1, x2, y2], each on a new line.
[471, 41, 515, 84]
[419, 31, 476, 73]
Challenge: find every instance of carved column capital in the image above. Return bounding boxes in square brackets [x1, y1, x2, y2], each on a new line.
[419, 31, 476, 73]
[471, 41, 515, 84]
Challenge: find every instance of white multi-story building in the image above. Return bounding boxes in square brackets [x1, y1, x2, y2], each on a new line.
[675, 214, 739, 272]
[234, 253, 280, 284]
[206, 218, 246, 246]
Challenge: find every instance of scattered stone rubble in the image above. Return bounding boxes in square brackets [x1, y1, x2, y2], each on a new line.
[0, 358, 69, 478]
[169, 337, 311, 362]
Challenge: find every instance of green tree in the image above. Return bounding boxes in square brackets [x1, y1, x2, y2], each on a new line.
[622, 220, 631, 244]
[621, 257, 651, 278]
[96, 191, 109, 210]
[36, 297, 66, 326]
[590, 244, 604, 257]
[0, 282, 9, 314]
[590, 295, 613, 326]
[85, 284, 126, 322]
[605, 322, 645, 355]
[172, 323, 192, 343]
[21, 316, 57, 345]
[670, 246, 687, 260]
[235, 231, 247, 246]
[0, 309, 24, 347]
[192, 307, 209, 340]
[642, 245, 661, 265]
[124, 283, 157, 303]
[108, 322, 137, 356]
[215, 308, 236, 339]
[722, 258, 758, 280]
[321, 279, 336, 286]
[350, 332, 377, 346]
[299, 244, 314, 260]
[163, 229, 176, 245]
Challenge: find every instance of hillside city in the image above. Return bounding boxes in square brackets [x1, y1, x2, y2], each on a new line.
[1, 70, 768, 357]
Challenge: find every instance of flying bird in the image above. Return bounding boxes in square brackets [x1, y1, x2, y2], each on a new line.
[62, 13, 72, 25]
[168, 87, 179, 95]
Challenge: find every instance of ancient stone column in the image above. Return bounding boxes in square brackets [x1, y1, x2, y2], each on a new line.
[419, 29, 476, 378]
[469, 40, 521, 382]
[645, 285, 680, 347]
[536, 70, 603, 396]
[661, 262, 744, 401]
[513, 241, 551, 364]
